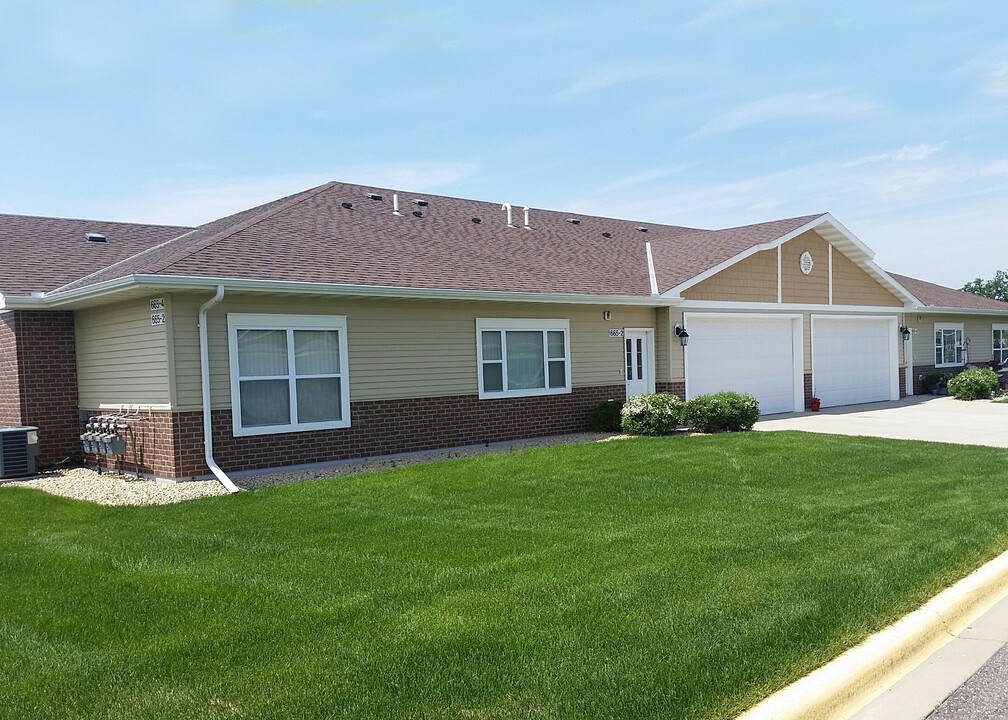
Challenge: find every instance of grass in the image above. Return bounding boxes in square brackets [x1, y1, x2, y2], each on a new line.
[3, 431, 1008, 720]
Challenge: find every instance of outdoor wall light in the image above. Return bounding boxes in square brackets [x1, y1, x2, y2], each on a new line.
[675, 325, 689, 347]
[899, 325, 911, 341]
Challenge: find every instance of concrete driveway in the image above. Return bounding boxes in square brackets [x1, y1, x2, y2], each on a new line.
[755, 395, 1008, 448]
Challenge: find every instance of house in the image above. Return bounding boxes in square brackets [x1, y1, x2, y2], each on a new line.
[1, 180, 1006, 484]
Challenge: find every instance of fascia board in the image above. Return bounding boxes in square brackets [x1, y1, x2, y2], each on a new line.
[860, 260, 921, 306]
[910, 306, 1008, 317]
[24, 274, 685, 309]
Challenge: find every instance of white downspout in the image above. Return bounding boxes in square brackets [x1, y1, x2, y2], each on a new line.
[199, 285, 239, 493]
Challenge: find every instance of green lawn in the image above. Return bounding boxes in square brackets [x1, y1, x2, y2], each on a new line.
[3, 431, 1008, 720]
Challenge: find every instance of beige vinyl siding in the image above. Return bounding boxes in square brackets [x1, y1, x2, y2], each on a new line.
[683, 250, 777, 302]
[169, 293, 654, 410]
[655, 307, 670, 382]
[832, 251, 902, 307]
[781, 231, 829, 304]
[75, 297, 171, 408]
[668, 309, 685, 381]
[904, 313, 998, 368]
[682, 232, 902, 309]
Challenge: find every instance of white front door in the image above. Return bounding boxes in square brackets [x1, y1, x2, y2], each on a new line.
[625, 330, 652, 399]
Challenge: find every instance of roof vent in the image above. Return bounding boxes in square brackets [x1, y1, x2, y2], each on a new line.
[471, 217, 482, 224]
[341, 202, 353, 209]
[85, 233, 108, 243]
[413, 199, 428, 207]
[635, 226, 648, 233]
[412, 210, 424, 218]
[566, 218, 581, 225]
[601, 232, 612, 238]
[365, 193, 382, 201]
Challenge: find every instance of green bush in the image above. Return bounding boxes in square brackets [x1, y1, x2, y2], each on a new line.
[685, 392, 760, 433]
[590, 399, 624, 432]
[947, 367, 1000, 400]
[620, 393, 685, 436]
[922, 373, 944, 393]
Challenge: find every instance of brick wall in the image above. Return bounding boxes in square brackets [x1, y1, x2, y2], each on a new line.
[0, 311, 81, 466]
[0, 313, 22, 427]
[655, 381, 686, 398]
[85, 384, 627, 479]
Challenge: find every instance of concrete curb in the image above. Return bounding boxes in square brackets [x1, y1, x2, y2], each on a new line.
[737, 547, 1008, 720]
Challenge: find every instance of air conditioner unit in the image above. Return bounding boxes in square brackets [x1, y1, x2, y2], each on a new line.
[0, 426, 40, 479]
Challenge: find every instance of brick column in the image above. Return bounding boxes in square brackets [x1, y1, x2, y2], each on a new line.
[3, 311, 81, 467]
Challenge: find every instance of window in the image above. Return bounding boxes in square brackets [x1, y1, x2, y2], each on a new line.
[476, 319, 571, 398]
[995, 324, 1008, 365]
[934, 323, 963, 368]
[227, 314, 350, 436]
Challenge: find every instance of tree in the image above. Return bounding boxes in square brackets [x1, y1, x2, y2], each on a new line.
[962, 270, 1008, 303]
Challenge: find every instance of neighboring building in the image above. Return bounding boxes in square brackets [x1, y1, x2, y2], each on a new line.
[1, 181, 1006, 481]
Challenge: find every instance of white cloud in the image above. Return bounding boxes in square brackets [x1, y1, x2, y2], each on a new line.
[104, 162, 479, 226]
[557, 63, 686, 99]
[980, 159, 1008, 175]
[686, 90, 877, 141]
[844, 142, 948, 167]
[683, 0, 789, 30]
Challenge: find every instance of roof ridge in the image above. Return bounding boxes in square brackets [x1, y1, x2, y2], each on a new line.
[0, 211, 191, 230]
[52, 182, 336, 293]
[48, 226, 202, 294]
[146, 181, 336, 275]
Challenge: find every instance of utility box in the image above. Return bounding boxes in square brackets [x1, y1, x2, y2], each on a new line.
[0, 426, 40, 479]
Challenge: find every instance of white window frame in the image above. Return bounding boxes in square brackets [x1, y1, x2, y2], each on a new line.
[227, 313, 351, 436]
[475, 318, 572, 399]
[994, 324, 1008, 364]
[934, 322, 964, 368]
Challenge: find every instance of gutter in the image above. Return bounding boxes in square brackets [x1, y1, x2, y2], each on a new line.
[1, 274, 682, 310]
[199, 285, 239, 494]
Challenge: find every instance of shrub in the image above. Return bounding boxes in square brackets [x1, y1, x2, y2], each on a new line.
[685, 392, 760, 433]
[946, 367, 1000, 400]
[620, 393, 685, 436]
[590, 399, 624, 432]
[922, 373, 944, 393]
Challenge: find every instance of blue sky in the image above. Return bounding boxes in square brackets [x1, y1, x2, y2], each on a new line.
[2, 0, 1006, 288]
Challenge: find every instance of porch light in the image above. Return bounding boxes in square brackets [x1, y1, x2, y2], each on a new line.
[899, 325, 911, 341]
[675, 325, 689, 347]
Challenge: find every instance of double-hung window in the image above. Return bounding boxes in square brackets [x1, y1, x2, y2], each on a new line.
[476, 319, 571, 398]
[994, 324, 1008, 365]
[227, 314, 350, 436]
[934, 323, 964, 368]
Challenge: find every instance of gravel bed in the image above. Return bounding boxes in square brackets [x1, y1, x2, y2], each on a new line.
[0, 432, 626, 506]
[1, 468, 228, 506]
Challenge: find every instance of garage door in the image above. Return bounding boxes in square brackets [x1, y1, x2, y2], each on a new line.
[812, 317, 896, 408]
[685, 314, 802, 415]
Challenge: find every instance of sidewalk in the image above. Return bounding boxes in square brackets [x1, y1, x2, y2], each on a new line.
[850, 593, 1008, 719]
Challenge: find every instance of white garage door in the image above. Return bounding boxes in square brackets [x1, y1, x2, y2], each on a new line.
[812, 317, 896, 408]
[685, 314, 802, 415]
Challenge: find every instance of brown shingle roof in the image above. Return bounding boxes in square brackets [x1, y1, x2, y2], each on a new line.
[6, 182, 883, 303]
[889, 273, 1008, 312]
[0, 214, 191, 295]
[48, 181, 830, 299]
[57, 181, 701, 297]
